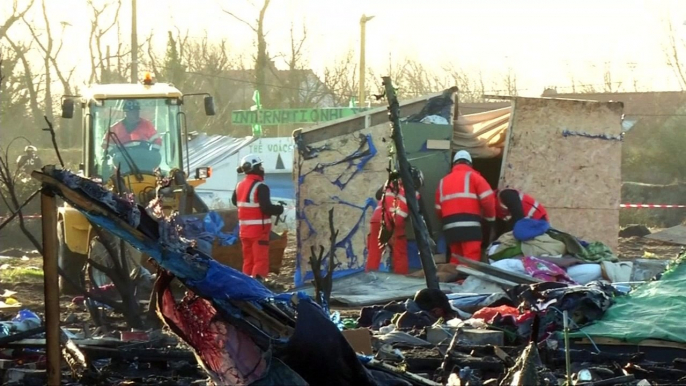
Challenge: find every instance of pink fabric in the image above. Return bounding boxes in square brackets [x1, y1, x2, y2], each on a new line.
[521, 256, 577, 284]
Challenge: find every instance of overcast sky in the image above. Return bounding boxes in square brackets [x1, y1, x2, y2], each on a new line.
[3, 0, 686, 96]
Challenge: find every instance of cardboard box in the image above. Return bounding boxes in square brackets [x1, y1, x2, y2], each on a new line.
[341, 328, 373, 355]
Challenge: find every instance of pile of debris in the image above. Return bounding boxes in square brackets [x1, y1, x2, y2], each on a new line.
[8, 167, 684, 386]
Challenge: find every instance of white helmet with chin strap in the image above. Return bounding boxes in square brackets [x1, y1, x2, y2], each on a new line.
[240, 153, 263, 173]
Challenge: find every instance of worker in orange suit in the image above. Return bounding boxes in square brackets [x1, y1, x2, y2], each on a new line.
[231, 154, 284, 280]
[495, 188, 549, 223]
[102, 100, 162, 148]
[366, 190, 385, 273]
[435, 150, 496, 264]
[366, 166, 424, 274]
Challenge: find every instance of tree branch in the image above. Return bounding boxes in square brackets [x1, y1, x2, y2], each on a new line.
[221, 9, 258, 32]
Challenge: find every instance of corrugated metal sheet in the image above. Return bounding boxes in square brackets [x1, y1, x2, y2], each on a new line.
[184, 133, 256, 172]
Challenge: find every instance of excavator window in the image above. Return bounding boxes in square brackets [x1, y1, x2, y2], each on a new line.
[89, 98, 182, 181]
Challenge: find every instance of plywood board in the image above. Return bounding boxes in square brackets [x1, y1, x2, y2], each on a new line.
[294, 120, 453, 285]
[500, 97, 623, 251]
[644, 225, 686, 246]
[295, 123, 391, 285]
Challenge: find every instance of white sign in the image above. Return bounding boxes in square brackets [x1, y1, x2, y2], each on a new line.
[237, 137, 294, 173]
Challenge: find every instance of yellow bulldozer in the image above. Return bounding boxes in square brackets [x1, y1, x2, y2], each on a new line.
[57, 74, 287, 294]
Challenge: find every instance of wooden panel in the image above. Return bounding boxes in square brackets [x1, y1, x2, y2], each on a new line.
[500, 97, 623, 251]
[547, 208, 619, 251]
[296, 123, 391, 282]
[426, 139, 451, 150]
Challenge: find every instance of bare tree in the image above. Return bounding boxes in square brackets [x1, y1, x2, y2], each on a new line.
[442, 65, 486, 103]
[272, 22, 331, 108]
[86, 0, 123, 83]
[398, 59, 446, 97]
[496, 67, 519, 96]
[2, 38, 43, 128]
[222, 0, 273, 106]
[0, 0, 35, 40]
[22, 0, 78, 119]
[664, 18, 686, 90]
[323, 49, 358, 106]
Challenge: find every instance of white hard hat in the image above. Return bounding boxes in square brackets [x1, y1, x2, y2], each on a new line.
[453, 150, 472, 164]
[240, 153, 263, 172]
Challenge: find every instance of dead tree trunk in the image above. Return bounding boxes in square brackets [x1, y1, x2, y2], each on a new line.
[382, 76, 439, 290]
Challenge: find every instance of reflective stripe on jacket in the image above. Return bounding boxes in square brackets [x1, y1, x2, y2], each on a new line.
[435, 164, 496, 242]
[236, 174, 271, 238]
[496, 189, 548, 221]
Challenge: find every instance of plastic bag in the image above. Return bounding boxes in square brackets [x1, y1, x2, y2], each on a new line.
[204, 211, 225, 235]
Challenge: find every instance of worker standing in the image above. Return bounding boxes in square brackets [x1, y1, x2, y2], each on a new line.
[16, 145, 42, 173]
[365, 185, 386, 273]
[366, 166, 425, 274]
[231, 154, 284, 280]
[435, 150, 496, 264]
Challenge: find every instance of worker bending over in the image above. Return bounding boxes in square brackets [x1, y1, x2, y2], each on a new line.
[366, 166, 425, 274]
[435, 150, 496, 264]
[231, 154, 284, 279]
[496, 188, 548, 223]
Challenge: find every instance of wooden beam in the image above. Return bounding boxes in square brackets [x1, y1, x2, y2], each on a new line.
[40, 191, 61, 386]
[456, 267, 518, 288]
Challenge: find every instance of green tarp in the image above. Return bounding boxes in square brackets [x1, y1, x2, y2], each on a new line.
[571, 257, 686, 343]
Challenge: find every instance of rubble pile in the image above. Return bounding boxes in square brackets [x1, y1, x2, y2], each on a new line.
[5, 168, 685, 385]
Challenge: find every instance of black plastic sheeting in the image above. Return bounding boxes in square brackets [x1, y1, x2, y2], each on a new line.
[406, 87, 457, 123]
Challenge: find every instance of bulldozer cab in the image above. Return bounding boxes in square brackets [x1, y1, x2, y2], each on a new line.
[91, 97, 181, 182]
[61, 78, 215, 207]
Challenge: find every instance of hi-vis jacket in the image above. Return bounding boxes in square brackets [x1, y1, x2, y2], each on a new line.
[435, 164, 496, 242]
[235, 174, 271, 238]
[372, 184, 420, 228]
[496, 189, 548, 222]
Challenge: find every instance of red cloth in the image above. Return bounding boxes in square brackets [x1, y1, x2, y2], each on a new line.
[449, 240, 482, 264]
[241, 233, 270, 278]
[472, 305, 519, 322]
[102, 118, 161, 147]
[472, 305, 533, 324]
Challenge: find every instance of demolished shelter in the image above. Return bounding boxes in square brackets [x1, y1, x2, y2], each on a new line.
[292, 90, 624, 286]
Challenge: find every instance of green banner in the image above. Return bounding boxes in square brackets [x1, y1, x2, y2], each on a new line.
[231, 107, 370, 126]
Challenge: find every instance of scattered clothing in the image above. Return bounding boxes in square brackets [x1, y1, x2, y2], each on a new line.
[513, 218, 550, 241]
[546, 228, 588, 258]
[521, 256, 577, 285]
[520, 233, 567, 258]
[584, 241, 619, 263]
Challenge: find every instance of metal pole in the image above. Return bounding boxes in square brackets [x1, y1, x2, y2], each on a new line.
[41, 190, 61, 385]
[131, 0, 138, 83]
[358, 15, 374, 108]
[563, 310, 571, 386]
